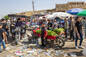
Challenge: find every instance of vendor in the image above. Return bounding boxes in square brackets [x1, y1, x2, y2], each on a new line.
[41, 23, 47, 48]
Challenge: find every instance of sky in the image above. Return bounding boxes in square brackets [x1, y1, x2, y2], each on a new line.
[0, 0, 86, 18]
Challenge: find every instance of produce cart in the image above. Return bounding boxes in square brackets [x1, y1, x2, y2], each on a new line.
[31, 28, 65, 48]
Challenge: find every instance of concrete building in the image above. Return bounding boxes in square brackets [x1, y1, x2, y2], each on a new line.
[56, 2, 86, 12]
[14, 2, 86, 16]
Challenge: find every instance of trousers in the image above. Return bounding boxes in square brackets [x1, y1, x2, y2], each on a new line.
[75, 31, 83, 46]
[0, 39, 6, 51]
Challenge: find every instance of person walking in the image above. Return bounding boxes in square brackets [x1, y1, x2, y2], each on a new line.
[21, 20, 26, 39]
[75, 17, 83, 49]
[1, 19, 9, 42]
[64, 18, 69, 40]
[10, 23, 16, 40]
[0, 23, 7, 52]
[69, 17, 75, 41]
[15, 18, 22, 40]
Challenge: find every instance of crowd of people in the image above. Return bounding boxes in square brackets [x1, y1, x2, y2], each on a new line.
[30, 16, 86, 48]
[0, 16, 86, 52]
[0, 18, 26, 52]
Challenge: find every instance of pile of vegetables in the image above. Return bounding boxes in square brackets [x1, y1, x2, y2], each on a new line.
[35, 30, 57, 36]
[47, 30, 57, 36]
[34, 28, 64, 36]
[53, 28, 64, 34]
[36, 30, 41, 34]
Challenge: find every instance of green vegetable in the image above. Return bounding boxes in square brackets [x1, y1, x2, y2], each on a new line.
[53, 28, 64, 34]
[36, 30, 41, 34]
[47, 30, 57, 36]
[35, 30, 57, 36]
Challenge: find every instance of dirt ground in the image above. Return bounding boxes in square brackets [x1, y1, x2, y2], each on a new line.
[0, 31, 86, 57]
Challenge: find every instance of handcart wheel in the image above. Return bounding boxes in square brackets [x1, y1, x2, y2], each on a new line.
[54, 37, 65, 48]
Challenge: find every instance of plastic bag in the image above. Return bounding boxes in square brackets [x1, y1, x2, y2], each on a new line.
[38, 38, 42, 45]
[82, 47, 86, 56]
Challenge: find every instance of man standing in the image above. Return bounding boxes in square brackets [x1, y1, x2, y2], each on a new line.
[53, 20, 58, 29]
[69, 17, 75, 41]
[41, 23, 47, 48]
[1, 19, 8, 40]
[75, 17, 83, 49]
[47, 20, 52, 30]
[15, 18, 22, 40]
[0, 23, 7, 52]
[64, 18, 69, 40]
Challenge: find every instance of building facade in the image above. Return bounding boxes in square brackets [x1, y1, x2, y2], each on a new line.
[16, 2, 86, 16]
[56, 2, 86, 12]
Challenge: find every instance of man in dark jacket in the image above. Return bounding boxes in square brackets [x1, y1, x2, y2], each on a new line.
[1, 19, 9, 39]
[15, 18, 22, 27]
[47, 20, 52, 30]
[41, 23, 47, 47]
[75, 17, 83, 49]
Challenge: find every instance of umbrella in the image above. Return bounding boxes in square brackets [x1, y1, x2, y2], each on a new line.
[67, 8, 83, 15]
[52, 12, 71, 19]
[77, 10, 86, 16]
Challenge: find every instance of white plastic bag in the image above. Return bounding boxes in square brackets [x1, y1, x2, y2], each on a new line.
[38, 38, 42, 45]
[82, 47, 86, 56]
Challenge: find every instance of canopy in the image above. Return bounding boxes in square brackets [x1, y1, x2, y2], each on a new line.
[45, 14, 55, 19]
[52, 12, 71, 19]
[67, 8, 83, 15]
[77, 10, 86, 16]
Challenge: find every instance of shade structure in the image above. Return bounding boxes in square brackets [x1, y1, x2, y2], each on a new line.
[77, 10, 86, 16]
[52, 12, 71, 19]
[45, 14, 55, 19]
[67, 8, 83, 15]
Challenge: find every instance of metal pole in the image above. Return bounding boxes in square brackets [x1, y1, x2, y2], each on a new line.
[32, 0, 35, 15]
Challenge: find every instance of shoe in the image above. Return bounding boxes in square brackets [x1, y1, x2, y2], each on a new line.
[75, 46, 78, 49]
[78, 46, 83, 49]
[0, 51, 2, 53]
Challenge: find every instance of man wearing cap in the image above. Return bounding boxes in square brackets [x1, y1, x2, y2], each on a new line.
[0, 23, 7, 52]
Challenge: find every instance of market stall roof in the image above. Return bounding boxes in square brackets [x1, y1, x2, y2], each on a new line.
[52, 12, 71, 19]
[8, 14, 29, 18]
[45, 14, 55, 19]
[77, 10, 86, 16]
[67, 8, 83, 15]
